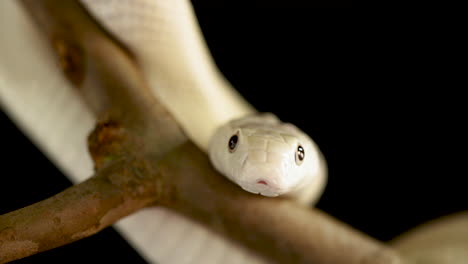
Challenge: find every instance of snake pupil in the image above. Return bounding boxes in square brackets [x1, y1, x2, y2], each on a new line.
[228, 134, 239, 152]
[296, 145, 305, 165]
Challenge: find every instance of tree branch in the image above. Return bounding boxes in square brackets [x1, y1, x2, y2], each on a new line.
[0, 0, 404, 263]
[160, 143, 403, 264]
[0, 159, 158, 263]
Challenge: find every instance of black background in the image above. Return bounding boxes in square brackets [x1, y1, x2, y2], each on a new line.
[2, 3, 466, 264]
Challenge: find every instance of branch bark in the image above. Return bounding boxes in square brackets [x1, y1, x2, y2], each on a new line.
[0, 159, 158, 263]
[0, 0, 404, 263]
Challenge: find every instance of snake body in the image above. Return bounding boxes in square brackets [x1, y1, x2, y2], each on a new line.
[80, 0, 327, 202]
[0, 0, 326, 263]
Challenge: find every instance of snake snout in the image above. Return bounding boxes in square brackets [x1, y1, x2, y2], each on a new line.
[256, 179, 268, 185]
[239, 162, 287, 197]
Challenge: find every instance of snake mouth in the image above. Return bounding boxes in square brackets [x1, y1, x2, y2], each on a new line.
[239, 179, 283, 197]
[257, 180, 268, 185]
[241, 186, 280, 197]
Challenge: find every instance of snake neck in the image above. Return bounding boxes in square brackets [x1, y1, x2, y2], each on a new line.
[80, 0, 256, 150]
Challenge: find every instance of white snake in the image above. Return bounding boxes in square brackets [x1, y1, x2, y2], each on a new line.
[79, 0, 327, 203]
[209, 114, 326, 201]
[0, 0, 327, 262]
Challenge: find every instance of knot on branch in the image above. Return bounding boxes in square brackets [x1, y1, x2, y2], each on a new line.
[103, 158, 162, 202]
[88, 118, 130, 170]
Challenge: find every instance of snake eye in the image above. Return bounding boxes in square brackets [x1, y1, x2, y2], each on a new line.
[228, 133, 239, 153]
[295, 145, 305, 165]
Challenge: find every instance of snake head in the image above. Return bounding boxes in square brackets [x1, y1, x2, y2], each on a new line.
[209, 114, 320, 197]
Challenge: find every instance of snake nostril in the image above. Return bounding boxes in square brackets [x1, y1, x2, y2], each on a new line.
[257, 180, 268, 185]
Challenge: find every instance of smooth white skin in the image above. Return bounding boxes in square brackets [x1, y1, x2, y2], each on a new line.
[209, 114, 323, 199]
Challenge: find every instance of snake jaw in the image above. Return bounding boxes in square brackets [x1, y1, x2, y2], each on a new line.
[240, 184, 282, 197]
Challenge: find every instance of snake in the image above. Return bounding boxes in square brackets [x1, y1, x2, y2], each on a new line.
[79, 0, 327, 203]
[0, 0, 327, 262]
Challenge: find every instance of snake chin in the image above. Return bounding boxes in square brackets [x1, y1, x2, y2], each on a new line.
[240, 184, 283, 197]
[260, 192, 279, 197]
